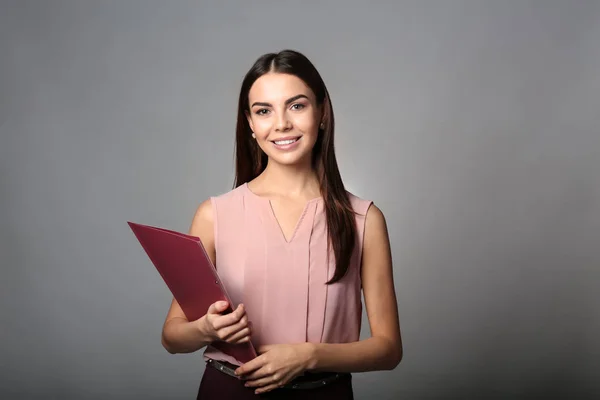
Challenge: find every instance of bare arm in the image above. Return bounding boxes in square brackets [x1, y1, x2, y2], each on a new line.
[160, 199, 216, 353]
[233, 204, 402, 393]
[161, 199, 251, 354]
[159, 201, 251, 357]
[307, 204, 402, 372]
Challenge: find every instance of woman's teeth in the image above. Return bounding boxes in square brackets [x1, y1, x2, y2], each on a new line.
[274, 138, 298, 145]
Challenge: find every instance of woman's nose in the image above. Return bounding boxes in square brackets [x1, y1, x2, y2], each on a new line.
[275, 113, 292, 131]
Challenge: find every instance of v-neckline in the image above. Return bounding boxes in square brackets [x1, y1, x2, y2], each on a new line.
[244, 182, 322, 244]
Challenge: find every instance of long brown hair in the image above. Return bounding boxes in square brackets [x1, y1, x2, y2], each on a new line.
[233, 49, 356, 284]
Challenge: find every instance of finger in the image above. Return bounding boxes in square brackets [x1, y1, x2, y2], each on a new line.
[235, 356, 266, 377]
[207, 301, 229, 315]
[244, 373, 282, 389]
[212, 305, 246, 330]
[220, 314, 248, 334]
[216, 316, 249, 340]
[238, 366, 273, 381]
[226, 326, 251, 343]
[232, 335, 251, 344]
[255, 383, 282, 395]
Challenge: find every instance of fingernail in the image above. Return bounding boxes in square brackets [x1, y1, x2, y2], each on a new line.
[218, 301, 227, 307]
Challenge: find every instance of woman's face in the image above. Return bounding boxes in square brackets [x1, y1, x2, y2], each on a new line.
[246, 72, 321, 167]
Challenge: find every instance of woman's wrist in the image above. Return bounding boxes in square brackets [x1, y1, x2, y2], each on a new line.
[162, 317, 212, 354]
[302, 342, 319, 371]
[194, 316, 214, 344]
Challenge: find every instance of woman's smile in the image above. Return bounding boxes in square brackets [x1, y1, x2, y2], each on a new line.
[271, 135, 302, 150]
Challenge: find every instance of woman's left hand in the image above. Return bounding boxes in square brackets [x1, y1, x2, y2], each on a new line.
[234, 343, 314, 394]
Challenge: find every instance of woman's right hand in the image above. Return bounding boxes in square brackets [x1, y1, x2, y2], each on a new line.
[197, 301, 252, 344]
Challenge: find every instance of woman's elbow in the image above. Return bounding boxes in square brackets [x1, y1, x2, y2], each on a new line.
[383, 340, 403, 370]
[161, 333, 178, 354]
[389, 347, 403, 369]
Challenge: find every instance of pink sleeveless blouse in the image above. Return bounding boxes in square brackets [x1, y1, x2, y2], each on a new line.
[203, 183, 372, 365]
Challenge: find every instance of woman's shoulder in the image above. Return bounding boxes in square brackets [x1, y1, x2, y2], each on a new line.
[210, 183, 247, 204]
[345, 191, 387, 243]
[190, 184, 247, 234]
[345, 190, 373, 216]
[204, 184, 251, 219]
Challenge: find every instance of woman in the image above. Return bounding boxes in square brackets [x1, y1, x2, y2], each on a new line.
[161, 49, 402, 399]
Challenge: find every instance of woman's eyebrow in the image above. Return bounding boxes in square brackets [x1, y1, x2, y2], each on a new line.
[251, 94, 309, 108]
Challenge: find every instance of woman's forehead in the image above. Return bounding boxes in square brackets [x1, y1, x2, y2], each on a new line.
[249, 73, 315, 103]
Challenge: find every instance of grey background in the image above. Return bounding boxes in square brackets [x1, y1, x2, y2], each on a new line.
[1, 1, 599, 399]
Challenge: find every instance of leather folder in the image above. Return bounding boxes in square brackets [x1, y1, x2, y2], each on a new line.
[127, 221, 257, 363]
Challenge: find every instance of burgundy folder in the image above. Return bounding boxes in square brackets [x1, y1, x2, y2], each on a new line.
[127, 221, 257, 363]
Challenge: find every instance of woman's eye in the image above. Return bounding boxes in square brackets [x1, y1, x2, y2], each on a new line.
[255, 109, 270, 115]
[291, 103, 305, 111]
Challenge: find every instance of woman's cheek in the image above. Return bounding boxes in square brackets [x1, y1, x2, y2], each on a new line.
[254, 120, 272, 135]
[294, 114, 316, 132]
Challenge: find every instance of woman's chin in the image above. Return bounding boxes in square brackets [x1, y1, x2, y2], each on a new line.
[267, 152, 312, 168]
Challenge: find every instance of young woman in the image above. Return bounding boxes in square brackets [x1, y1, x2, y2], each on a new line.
[160, 50, 402, 399]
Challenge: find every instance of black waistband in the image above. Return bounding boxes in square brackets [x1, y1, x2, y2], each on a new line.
[206, 358, 350, 390]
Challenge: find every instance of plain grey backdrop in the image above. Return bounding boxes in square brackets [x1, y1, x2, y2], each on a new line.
[1, 1, 599, 399]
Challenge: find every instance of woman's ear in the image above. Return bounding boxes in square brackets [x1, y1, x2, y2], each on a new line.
[318, 104, 326, 126]
[245, 110, 255, 133]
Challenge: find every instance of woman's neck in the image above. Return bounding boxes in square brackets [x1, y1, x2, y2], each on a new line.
[252, 160, 321, 200]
